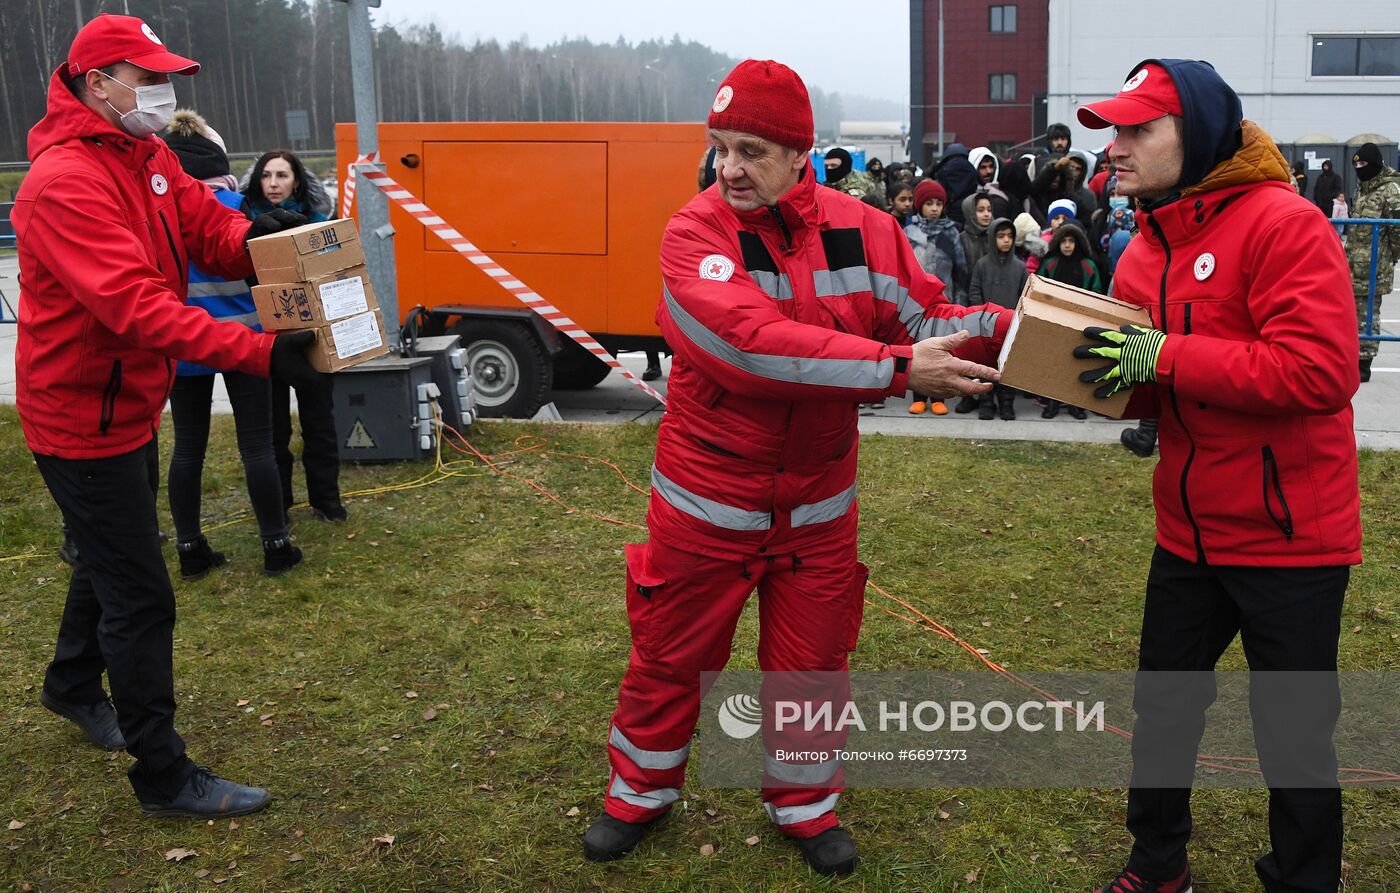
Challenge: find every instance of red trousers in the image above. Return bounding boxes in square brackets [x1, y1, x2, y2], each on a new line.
[603, 530, 866, 838]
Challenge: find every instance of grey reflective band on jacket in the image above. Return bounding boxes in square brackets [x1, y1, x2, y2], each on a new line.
[651, 466, 772, 531]
[791, 482, 858, 528]
[764, 792, 841, 826]
[912, 310, 1002, 341]
[765, 753, 842, 785]
[869, 272, 1001, 343]
[663, 287, 895, 390]
[221, 311, 260, 327]
[609, 773, 680, 811]
[812, 266, 872, 299]
[187, 279, 253, 298]
[750, 270, 794, 300]
[609, 724, 691, 771]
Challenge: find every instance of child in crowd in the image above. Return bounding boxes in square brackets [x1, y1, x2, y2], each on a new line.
[887, 180, 915, 226]
[960, 193, 994, 285]
[905, 179, 967, 415]
[962, 217, 1029, 420]
[1036, 221, 1101, 419]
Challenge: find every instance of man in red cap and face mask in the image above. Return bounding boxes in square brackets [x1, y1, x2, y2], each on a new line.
[13, 14, 323, 818]
[583, 59, 1013, 876]
[1071, 60, 1359, 893]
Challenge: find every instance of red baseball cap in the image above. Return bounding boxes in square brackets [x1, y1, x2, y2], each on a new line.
[1077, 63, 1182, 130]
[66, 14, 199, 78]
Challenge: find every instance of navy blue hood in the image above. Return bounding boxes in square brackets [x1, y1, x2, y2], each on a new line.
[1134, 58, 1243, 191]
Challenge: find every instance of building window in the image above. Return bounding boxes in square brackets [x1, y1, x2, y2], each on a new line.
[1312, 35, 1400, 76]
[989, 5, 1017, 33]
[990, 73, 1017, 102]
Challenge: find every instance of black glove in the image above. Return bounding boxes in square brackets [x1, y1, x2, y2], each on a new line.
[246, 208, 309, 244]
[269, 330, 325, 390]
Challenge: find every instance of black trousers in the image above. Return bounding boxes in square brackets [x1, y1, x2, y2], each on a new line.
[1126, 546, 1347, 893]
[270, 376, 341, 512]
[34, 440, 196, 803]
[168, 372, 288, 543]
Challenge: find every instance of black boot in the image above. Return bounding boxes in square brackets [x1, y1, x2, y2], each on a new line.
[1360, 358, 1372, 383]
[263, 535, 304, 577]
[954, 395, 980, 414]
[312, 502, 348, 522]
[177, 536, 227, 581]
[795, 826, 859, 876]
[1120, 419, 1159, 457]
[977, 392, 996, 420]
[1067, 405, 1087, 419]
[40, 690, 125, 750]
[997, 387, 1016, 420]
[582, 812, 664, 862]
[1041, 400, 1061, 419]
[140, 767, 271, 818]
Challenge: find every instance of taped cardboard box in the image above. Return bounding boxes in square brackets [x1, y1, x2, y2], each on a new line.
[248, 218, 365, 283]
[253, 265, 379, 331]
[996, 275, 1152, 419]
[307, 309, 390, 373]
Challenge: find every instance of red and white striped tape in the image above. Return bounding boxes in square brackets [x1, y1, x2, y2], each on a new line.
[342, 155, 666, 405]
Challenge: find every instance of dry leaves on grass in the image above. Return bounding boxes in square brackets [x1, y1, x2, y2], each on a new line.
[744, 835, 760, 846]
[699, 843, 715, 856]
[421, 707, 438, 721]
[565, 806, 580, 817]
[7, 820, 25, 831]
[163, 847, 198, 862]
[373, 834, 396, 848]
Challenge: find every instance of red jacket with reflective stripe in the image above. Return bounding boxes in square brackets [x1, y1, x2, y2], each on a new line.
[14, 68, 274, 460]
[651, 166, 1012, 559]
[1114, 168, 1361, 567]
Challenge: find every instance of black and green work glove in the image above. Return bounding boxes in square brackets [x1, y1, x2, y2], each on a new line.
[1072, 324, 1167, 399]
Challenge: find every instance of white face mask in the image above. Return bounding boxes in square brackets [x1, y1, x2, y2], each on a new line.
[99, 71, 177, 138]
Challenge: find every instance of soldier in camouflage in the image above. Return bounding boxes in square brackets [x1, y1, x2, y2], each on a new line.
[821, 147, 879, 203]
[1346, 142, 1400, 380]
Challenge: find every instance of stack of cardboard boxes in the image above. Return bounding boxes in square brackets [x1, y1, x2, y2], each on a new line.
[248, 219, 390, 372]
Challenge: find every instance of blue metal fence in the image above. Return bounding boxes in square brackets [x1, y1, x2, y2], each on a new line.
[1336, 217, 1400, 344]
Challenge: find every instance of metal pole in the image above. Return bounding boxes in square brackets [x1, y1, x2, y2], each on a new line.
[345, 0, 400, 346]
[937, 0, 944, 162]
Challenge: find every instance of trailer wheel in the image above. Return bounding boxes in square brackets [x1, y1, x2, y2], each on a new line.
[452, 319, 552, 419]
[551, 339, 613, 390]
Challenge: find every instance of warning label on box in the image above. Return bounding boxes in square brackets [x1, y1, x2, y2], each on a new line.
[319, 275, 369, 321]
[331, 312, 383, 359]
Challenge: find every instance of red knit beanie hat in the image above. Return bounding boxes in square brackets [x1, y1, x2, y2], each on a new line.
[914, 179, 947, 210]
[707, 60, 814, 153]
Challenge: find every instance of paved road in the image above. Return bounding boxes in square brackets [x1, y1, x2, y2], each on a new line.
[4, 253, 1398, 449]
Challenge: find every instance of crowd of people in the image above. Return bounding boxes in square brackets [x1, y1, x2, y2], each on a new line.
[825, 126, 1138, 424]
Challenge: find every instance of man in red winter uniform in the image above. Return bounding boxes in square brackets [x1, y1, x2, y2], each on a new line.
[1071, 60, 1360, 893]
[14, 14, 320, 818]
[584, 59, 1013, 876]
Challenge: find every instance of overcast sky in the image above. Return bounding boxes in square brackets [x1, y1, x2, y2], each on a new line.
[370, 0, 910, 106]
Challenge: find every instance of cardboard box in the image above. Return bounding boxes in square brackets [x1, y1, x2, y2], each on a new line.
[248, 218, 365, 283]
[253, 265, 379, 331]
[307, 310, 390, 373]
[996, 275, 1152, 419]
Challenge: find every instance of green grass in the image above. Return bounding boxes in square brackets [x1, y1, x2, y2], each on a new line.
[1, 406, 1397, 892]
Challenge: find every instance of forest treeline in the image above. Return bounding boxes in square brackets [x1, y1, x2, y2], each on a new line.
[1, 0, 891, 159]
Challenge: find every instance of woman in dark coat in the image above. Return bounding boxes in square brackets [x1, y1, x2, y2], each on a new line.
[1312, 159, 1343, 217]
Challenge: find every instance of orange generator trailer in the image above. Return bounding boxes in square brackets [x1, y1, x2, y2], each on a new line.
[334, 121, 707, 417]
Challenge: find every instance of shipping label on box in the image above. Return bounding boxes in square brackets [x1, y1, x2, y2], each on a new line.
[308, 310, 389, 373]
[248, 218, 366, 283]
[996, 275, 1152, 419]
[253, 265, 379, 331]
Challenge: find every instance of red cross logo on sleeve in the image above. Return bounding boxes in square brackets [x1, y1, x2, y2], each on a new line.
[699, 254, 735, 281]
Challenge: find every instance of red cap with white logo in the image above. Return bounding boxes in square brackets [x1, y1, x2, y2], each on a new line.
[67, 14, 199, 78]
[1078, 63, 1182, 130]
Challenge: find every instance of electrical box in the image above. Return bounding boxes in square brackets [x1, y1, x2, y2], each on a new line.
[333, 355, 437, 462]
[407, 334, 477, 436]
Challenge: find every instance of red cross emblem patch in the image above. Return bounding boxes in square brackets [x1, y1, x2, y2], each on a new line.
[1193, 252, 1216, 281]
[699, 254, 735, 282]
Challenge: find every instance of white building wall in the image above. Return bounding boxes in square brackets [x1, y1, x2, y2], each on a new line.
[1046, 0, 1400, 151]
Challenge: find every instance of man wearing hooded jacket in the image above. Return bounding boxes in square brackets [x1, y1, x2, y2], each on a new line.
[1071, 60, 1360, 893]
[14, 14, 321, 817]
[584, 59, 1012, 877]
[1345, 142, 1400, 382]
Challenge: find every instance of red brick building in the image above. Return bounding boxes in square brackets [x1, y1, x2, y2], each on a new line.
[910, 1, 1049, 168]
